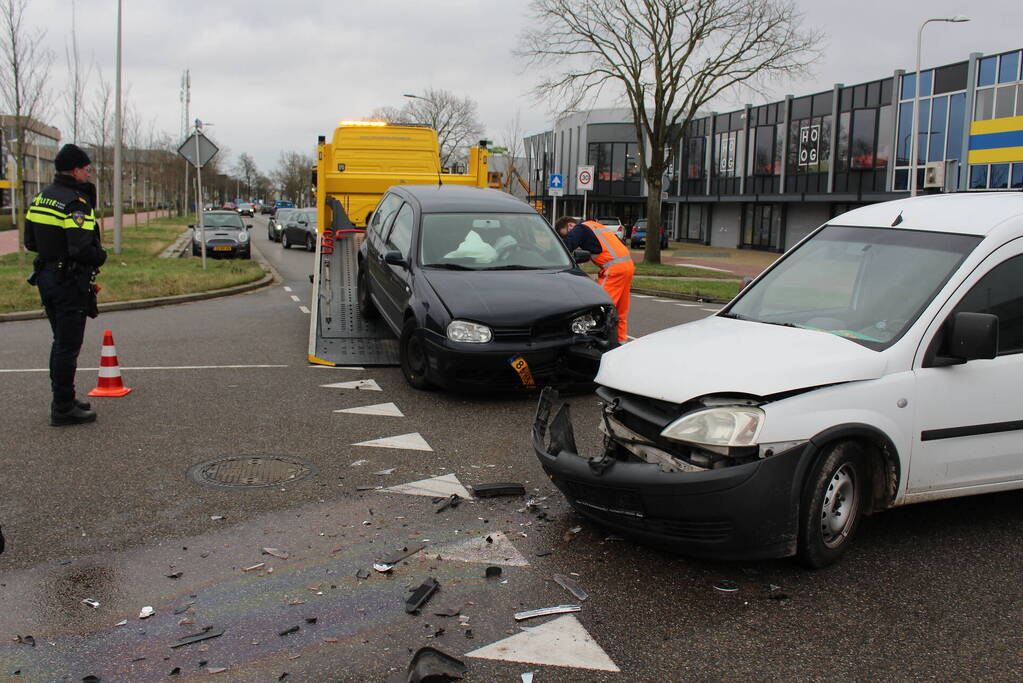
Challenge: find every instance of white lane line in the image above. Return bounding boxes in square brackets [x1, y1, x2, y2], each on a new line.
[283, 286, 292, 292]
[632, 294, 652, 298]
[675, 303, 700, 307]
[654, 299, 675, 303]
[701, 308, 721, 313]
[299, 305, 310, 314]
[290, 295, 301, 302]
[0, 364, 289, 373]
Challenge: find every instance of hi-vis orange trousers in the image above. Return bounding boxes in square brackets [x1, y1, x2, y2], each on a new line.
[598, 260, 635, 342]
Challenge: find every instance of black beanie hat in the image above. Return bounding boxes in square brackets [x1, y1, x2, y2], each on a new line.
[54, 143, 91, 172]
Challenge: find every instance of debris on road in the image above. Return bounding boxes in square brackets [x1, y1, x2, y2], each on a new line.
[170, 628, 225, 649]
[356, 485, 383, 491]
[80, 598, 100, 609]
[434, 494, 462, 513]
[278, 625, 300, 637]
[553, 574, 588, 601]
[14, 635, 35, 647]
[210, 515, 225, 521]
[521, 673, 534, 683]
[373, 562, 393, 573]
[714, 580, 739, 592]
[484, 566, 502, 580]
[207, 667, 227, 674]
[350, 459, 369, 467]
[138, 606, 155, 619]
[405, 577, 440, 614]
[562, 527, 582, 543]
[165, 571, 183, 579]
[374, 468, 396, 475]
[472, 482, 526, 498]
[114, 620, 127, 627]
[433, 606, 461, 617]
[262, 547, 290, 560]
[513, 605, 582, 621]
[377, 542, 426, 565]
[355, 568, 371, 580]
[406, 646, 467, 682]
[242, 563, 266, 572]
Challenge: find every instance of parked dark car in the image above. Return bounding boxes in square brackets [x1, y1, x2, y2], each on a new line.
[268, 207, 300, 242]
[281, 208, 318, 251]
[357, 184, 617, 392]
[192, 211, 251, 259]
[260, 202, 274, 215]
[629, 218, 668, 249]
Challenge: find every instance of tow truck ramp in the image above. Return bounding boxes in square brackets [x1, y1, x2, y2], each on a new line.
[307, 199, 399, 367]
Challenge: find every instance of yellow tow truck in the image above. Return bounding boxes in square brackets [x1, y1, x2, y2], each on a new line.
[308, 121, 491, 366]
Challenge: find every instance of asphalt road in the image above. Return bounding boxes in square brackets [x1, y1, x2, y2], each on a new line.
[1, 215, 1022, 681]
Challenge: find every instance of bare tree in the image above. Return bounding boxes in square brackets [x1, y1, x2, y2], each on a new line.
[83, 69, 112, 219]
[272, 150, 313, 206]
[372, 88, 483, 168]
[0, 0, 54, 263]
[234, 152, 258, 198]
[62, 0, 89, 144]
[497, 110, 530, 198]
[519, 0, 820, 263]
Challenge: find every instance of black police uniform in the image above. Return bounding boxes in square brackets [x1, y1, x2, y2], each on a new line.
[25, 172, 106, 422]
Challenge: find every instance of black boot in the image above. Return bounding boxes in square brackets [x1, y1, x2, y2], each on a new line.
[50, 403, 97, 426]
[75, 398, 91, 411]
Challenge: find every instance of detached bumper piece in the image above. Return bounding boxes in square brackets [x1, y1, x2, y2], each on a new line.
[532, 387, 806, 560]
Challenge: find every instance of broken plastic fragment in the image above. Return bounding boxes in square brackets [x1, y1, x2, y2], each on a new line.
[210, 515, 225, 521]
[80, 598, 100, 609]
[356, 568, 371, 580]
[471, 482, 526, 498]
[373, 562, 393, 573]
[714, 580, 739, 592]
[114, 620, 127, 627]
[170, 628, 224, 649]
[165, 571, 183, 579]
[262, 547, 290, 560]
[374, 468, 396, 475]
[15, 635, 35, 647]
[434, 494, 462, 513]
[350, 459, 369, 467]
[406, 646, 467, 683]
[242, 563, 266, 572]
[433, 606, 461, 617]
[356, 485, 383, 491]
[207, 667, 227, 674]
[513, 604, 582, 621]
[138, 606, 155, 619]
[553, 574, 588, 601]
[405, 577, 440, 614]
[377, 542, 426, 565]
[278, 625, 300, 637]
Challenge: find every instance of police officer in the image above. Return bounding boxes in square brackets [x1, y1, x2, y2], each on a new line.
[25, 143, 107, 426]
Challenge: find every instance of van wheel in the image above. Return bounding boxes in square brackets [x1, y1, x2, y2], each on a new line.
[400, 319, 432, 390]
[797, 442, 866, 568]
[357, 268, 378, 320]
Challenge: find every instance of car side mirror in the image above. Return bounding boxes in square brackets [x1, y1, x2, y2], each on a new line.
[188, 224, 194, 229]
[929, 311, 999, 367]
[573, 249, 591, 264]
[383, 250, 407, 267]
[246, 224, 252, 229]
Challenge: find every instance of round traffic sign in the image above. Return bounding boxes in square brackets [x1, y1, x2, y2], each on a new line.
[578, 169, 592, 185]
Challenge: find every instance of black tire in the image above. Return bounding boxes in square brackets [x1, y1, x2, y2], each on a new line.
[357, 268, 379, 320]
[306, 234, 315, 252]
[282, 232, 291, 249]
[797, 441, 867, 568]
[241, 251, 251, 260]
[399, 318, 432, 390]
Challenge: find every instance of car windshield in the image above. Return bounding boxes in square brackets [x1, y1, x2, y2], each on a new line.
[203, 213, 244, 229]
[725, 225, 981, 350]
[298, 211, 317, 226]
[597, 217, 620, 225]
[277, 209, 297, 221]
[420, 213, 572, 270]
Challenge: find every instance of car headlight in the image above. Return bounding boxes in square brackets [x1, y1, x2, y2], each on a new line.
[571, 312, 599, 334]
[238, 231, 249, 242]
[193, 231, 202, 242]
[446, 320, 492, 343]
[660, 406, 765, 447]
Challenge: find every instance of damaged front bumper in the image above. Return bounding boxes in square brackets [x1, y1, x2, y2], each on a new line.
[532, 388, 807, 560]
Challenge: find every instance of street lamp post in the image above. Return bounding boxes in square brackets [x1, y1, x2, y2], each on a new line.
[910, 15, 970, 197]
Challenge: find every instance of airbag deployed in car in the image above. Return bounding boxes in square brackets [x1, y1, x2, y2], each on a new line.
[445, 230, 497, 262]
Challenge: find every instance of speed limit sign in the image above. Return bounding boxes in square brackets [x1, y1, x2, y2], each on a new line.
[577, 165, 594, 191]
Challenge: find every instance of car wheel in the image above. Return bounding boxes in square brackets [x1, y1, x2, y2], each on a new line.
[357, 267, 379, 320]
[241, 251, 251, 260]
[399, 318, 432, 390]
[306, 234, 315, 252]
[282, 232, 290, 249]
[797, 441, 866, 568]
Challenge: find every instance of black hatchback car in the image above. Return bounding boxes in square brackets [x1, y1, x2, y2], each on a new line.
[357, 185, 617, 391]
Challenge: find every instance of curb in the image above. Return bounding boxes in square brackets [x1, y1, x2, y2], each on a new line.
[0, 246, 275, 323]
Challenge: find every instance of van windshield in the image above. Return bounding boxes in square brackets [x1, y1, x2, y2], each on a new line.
[725, 225, 981, 350]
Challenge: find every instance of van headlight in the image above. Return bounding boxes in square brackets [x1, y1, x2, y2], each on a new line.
[660, 406, 765, 447]
[447, 320, 492, 343]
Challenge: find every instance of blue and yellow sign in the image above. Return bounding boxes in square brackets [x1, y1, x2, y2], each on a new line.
[968, 116, 1023, 164]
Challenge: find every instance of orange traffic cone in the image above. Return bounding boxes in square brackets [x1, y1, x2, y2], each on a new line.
[87, 329, 132, 397]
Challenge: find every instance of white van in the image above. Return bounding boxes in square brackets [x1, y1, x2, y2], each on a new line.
[534, 192, 1023, 567]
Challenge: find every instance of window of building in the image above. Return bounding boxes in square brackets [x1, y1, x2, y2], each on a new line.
[751, 125, 778, 174]
[927, 96, 948, 162]
[836, 112, 850, 171]
[990, 163, 1010, 189]
[995, 85, 1018, 118]
[851, 109, 878, 169]
[974, 88, 995, 121]
[714, 130, 739, 177]
[999, 51, 1021, 84]
[681, 203, 707, 241]
[1014, 163, 1023, 189]
[970, 165, 988, 189]
[788, 116, 831, 173]
[978, 56, 998, 87]
[685, 136, 705, 179]
[946, 93, 966, 162]
[915, 99, 930, 165]
[742, 203, 782, 250]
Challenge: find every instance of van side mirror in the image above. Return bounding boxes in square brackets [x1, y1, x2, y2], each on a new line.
[573, 249, 591, 264]
[928, 311, 999, 367]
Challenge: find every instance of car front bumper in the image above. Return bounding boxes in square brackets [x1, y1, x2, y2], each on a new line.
[531, 388, 806, 560]
[421, 330, 613, 391]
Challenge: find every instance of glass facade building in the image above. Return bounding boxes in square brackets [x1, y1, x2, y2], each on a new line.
[525, 47, 1023, 252]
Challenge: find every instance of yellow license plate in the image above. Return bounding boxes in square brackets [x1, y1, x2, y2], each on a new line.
[509, 355, 536, 388]
[212, 246, 232, 252]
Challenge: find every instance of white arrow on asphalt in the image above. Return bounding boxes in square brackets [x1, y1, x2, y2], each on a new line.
[466, 615, 619, 671]
[433, 530, 529, 566]
[320, 379, 381, 391]
[334, 402, 404, 417]
[353, 432, 432, 451]
[380, 472, 472, 499]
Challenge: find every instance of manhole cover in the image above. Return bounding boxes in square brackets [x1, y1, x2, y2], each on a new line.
[188, 455, 317, 490]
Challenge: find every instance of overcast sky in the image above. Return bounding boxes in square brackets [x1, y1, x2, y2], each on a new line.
[24, 0, 1023, 176]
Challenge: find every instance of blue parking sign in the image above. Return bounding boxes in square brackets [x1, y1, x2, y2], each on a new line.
[548, 173, 564, 196]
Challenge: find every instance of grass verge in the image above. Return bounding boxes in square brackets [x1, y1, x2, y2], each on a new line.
[0, 216, 265, 314]
[583, 262, 740, 279]
[632, 277, 740, 301]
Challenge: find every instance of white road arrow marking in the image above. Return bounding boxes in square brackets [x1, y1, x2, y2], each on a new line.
[320, 379, 381, 391]
[466, 615, 619, 671]
[434, 530, 529, 566]
[354, 432, 432, 451]
[335, 402, 404, 417]
[380, 473, 471, 498]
